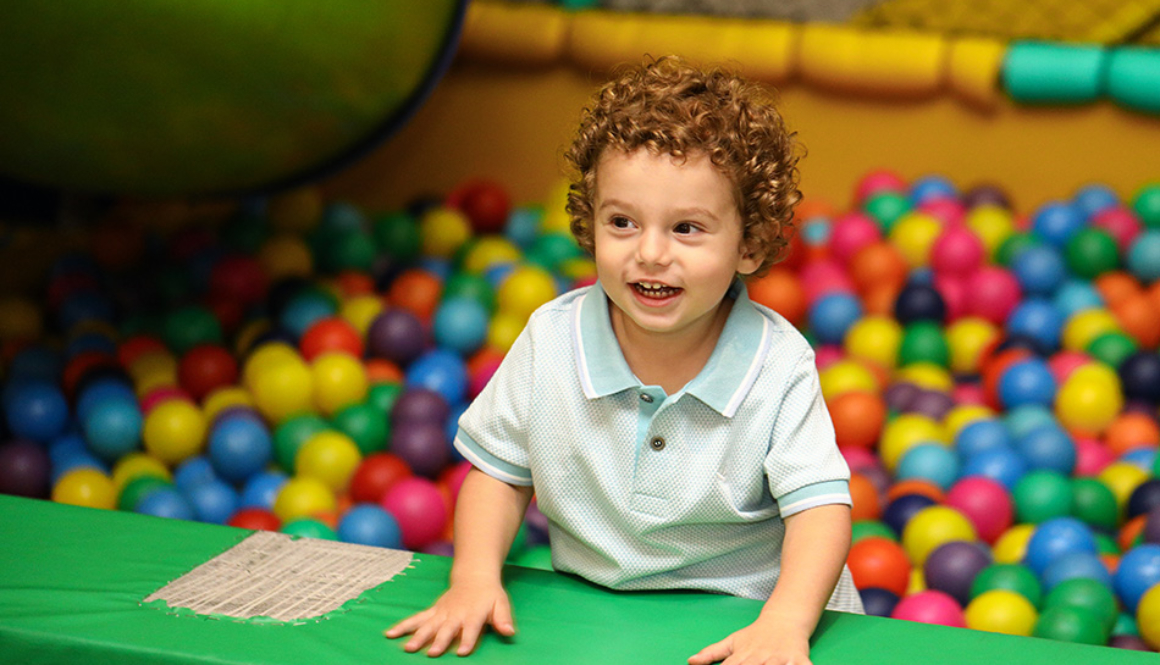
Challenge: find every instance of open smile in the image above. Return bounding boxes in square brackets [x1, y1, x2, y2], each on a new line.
[631, 281, 683, 300]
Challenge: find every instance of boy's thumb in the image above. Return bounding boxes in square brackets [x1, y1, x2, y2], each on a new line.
[491, 601, 517, 636]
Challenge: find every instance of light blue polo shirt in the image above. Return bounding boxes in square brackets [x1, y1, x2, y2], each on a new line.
[454, 281, 862, 611]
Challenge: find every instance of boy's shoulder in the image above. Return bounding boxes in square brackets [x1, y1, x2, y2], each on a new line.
[745, 297, 815, 364]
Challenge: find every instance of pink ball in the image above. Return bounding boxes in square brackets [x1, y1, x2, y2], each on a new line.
[829, 213, 882, 263]
[468, 356, 503, 400]
[841, 446, 882, 475]
[891, 590, 967, 627]
[1048, 350, 1091, 384]
[440, 460, 472, 505]
[140, 386, 192, 413]
[931, 226, 985, 277]
[855, 170, 907, 205]
[933, 274, 969, 321]
[799, 259, 855, 303]
[962, 266, 1022, 325]
[814, 344, 845, 370]
[952, 382, 987, 406]
[1092, 206, 1143, 254]
[918, 198, 966, 226]
[944, 476, 1013, 544]
[380, 477, 449, 551]
[1074, 437, 1116, 476]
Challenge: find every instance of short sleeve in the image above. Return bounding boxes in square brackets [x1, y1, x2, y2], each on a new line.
[453, 324, 536, 486]
[764, 348, 851, 516]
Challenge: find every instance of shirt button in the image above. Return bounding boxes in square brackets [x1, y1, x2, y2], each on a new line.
[640, 393, 654, 403]
[649, 437, 666, 451]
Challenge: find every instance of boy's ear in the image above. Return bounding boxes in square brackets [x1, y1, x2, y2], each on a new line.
[738, 243, 762, 276]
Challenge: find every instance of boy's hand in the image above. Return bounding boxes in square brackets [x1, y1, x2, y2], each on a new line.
[687, 621, 811, 665]
[384, 578, 516, 657]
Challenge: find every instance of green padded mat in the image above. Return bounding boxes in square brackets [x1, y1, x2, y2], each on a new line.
[0, 495, 1152, 664]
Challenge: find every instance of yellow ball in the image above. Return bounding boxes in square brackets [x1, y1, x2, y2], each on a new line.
[908, 568, 927, 594]
[52, 468, 116, 509]
[818, 359, 880, 401]
[202, 387, 255, 422]
[880, 413, 948, 471]
[902, 506, 977, 566]
[497, 265, 557, 321]
[890, 212, 944, 268]
[462, 236, 523, 274]
[487, 312, 527, 353]
[540, 179, 573, 234]
[1062, 309, 1122, 352]
[143, 400, 207, 465]
[258, 234, 313, 280]
[243, 342, 300, 389]
[965, 590, 1038, 636]
[965, 204, 1015, 260]
[273, 476, 337, 523]
[1055, 363, 1123, 435]
[0, 296, 43, 341]
[420, 207, 473, 259]
[340, 295, 385, 335]
[311, 352, 367, 417]
[993, 524, 1036, 564]
[943, 404, 995, 439]
[111, 453, 171, 492]
[1138, 582, 1160, 650]
[1098, 461, 1151, 510]
[559, 257, 597, 281]
[296, 431, 362, 493]
[844, 316, 902, 370]
[129, 350, 178, 385]
[250, 357, 314, 424]
[894, 362, 955, 392]
[946, 317, 1000, 375]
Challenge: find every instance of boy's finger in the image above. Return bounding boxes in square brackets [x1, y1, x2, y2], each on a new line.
[384, 610, 428, 638]
[489, 599, 516, 636]
[426, 623, 460, 657]
[456, 621, 484, 656]
[404, 622, 438, 653]
[688, 639, 731, 665]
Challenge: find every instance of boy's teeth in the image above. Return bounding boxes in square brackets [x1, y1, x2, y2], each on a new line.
[634, 282, 679, 297]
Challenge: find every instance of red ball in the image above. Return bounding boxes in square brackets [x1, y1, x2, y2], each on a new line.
[438, 460, 473, 505]
[847, 536, 911, 597]
[228, 507, 282, 531]
[178, 344, 239, 401]
[449, 179, 512, 234]
[117, 335, 168, 367]
[381, 477, 448, 550]
[349, 453, 412, 504]
[944, 476, 1013, 544]
[299, 317, 364, 361]
[210, 254, 269, 306]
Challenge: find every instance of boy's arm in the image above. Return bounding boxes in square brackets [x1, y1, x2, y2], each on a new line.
[688, 504, 852, 665]
[385, 467, 534, 657]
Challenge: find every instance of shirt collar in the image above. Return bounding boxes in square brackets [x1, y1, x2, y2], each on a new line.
[573, 280, 772, 418]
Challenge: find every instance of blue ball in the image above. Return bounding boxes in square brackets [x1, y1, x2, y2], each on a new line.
[1015, 424, 1076, 474]
[76, 378, 136, 421]
[1073, 183, 1120, 220]
[185, 479, 240, 524]
[504, 206, 543, 249]
[136, 487, 196, 521]
[3, 380, 70, 443]
[49, 449, 107, 484]
[174, 456, 218, 492]
[998, 358, 1057, 409]
[1006, 299, 1065, 352]
[1023, 517, 1098, 577]
[1122, 448, 1158, 472]
[445, 402, 469, 464]
[433, 297, 489, 356]
[1127, 230, 1160, 283]
[65, 332, 119, 359]
[893, 283, 946, 324]
[1011, 245, 1067, 297]
[882, 493, 938, 537]
[337, 504, 404, 548]
[7, 346, 62, 383]
[406, 350, 469, 406]
[1113, 543, 1160, 613]
[860, 587, 900, 617]
[81, 396, 143, 462]
[1119, 352, 1160, 405]
[417, 257, 452, 280]
[910, 175, 957, 205]
[208, 414, 273, 484]
[483, 263, 517, 290]
[1032, 202, 1085, 249]
[1003, 404, 1058, 440]
[239, 470, 289, 510]
[960, 447, 1028, 491]
[808, 293, 863, 345]
[279, 292, 337, 339]
[1052, 279, 1105, 319]
[896, 443, 960, 490]
[955, 419, 1012, 459]
[1041, 551, 1114, 592]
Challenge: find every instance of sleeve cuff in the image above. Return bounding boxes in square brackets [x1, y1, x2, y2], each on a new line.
[777, 479, 850, 518]
[453, 429, 534, 486]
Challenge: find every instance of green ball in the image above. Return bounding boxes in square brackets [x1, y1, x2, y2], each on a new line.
[1112, 611, 1139, 637]
[996, 232, 1042, 267]
[373, 211, 421, 262]
[118, 476, 173, 512]
[898, 321, 950, 367]
[366, 382, 403, 416]
[1133, 182, 1160, 229]
[1045, 577, 1118, 633]
[852, 520, 897, 543]
[1085, 331, 1137, 368]
[1095, 532, 1119, 557]
[863, 192, 911, 232]
[332, 403, 389, 456]
[1013, 470, 1074, 524]
[509, 544, 553, 571]
[442, 272, 496, 314]
[281, 518, 337, 541]
[1064, 228, 1120, 279]
[164, 305, 223, 354]
[273, 414, 331, 473]
[1070, 478, 1120, 531]
[221, 213, 269, 254]
[526, 232, 583, 272]
[970, 563, 1043, 607]
[318, 229, 375, 273]
[1033, 605, 1108, 645]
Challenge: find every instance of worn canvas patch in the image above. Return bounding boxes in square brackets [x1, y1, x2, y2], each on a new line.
[143, 531, 413, 622]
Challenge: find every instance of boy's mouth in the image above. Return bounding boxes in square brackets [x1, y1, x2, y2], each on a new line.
[632, 281, 681, 299]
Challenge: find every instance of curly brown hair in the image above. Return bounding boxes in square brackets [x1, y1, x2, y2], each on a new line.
[565, 56, 802, 278]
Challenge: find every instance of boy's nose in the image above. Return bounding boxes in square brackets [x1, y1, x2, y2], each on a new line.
[635, 230, 671, 266]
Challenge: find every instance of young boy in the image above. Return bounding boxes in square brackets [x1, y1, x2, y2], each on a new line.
[386, 56, 863, 664]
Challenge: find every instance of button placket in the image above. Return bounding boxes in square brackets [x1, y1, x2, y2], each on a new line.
[649, 436, 665, 451]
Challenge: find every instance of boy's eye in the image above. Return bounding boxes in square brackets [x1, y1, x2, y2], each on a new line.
[674, 222, 698, 234]
[610, 215, 632, 228]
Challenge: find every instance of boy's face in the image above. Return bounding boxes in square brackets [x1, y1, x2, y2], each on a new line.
[592, 148, 760, 342]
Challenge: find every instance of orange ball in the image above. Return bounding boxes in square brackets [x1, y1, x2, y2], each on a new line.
[849, 241, 908, 296]
[980, 347, 1032, 410]
[861, 283, 902, 317]
[747, 268, 807, 328]
[388, 269, 443, 323]
[1111, 293, 1160, 349]
[1120, 514, 1148, 551]
[886, 479, 946, 504]
[1103, 412, 1160, 456]
[365, 359, 404, 384]
[829, 390, 886, 450]
[847, 537, 911, 597]
[1093, 271, 1143, 309]
[334, 270, 376, 297]
[850, 472, 882, 521]
[299, 317, 364, 361]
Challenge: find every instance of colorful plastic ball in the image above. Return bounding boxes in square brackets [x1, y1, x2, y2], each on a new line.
[828, 391, 887, 451]
[961, 446, 1028, 491]
[1101, 461, 1152, 510]
[1007, 301, 1064, 354]
[1138, 582, 1160, 649]
[890, 212, 943, 268]
[1024, 517, 1099, 578]
[282, 517, 337, 540]
[962, 266, 1022, 325]
[1074, 183, 1120, 220]
[1087, 331, 1138, 368]
[389, 420, 450, 479]
[902, 505, 977, 566]
[924, 540, 992, 605]
[3, 380, 69, 443]
[879, 413, 947, 472]
[1033, 605, 1109, 645]
[185, 478, 239, 524]
[1014, 470, 1075, 524]
[172, 455, 216, 492]
[1042, 551, 1114, 592]
[1015, 424, 1076, 475]
[898, 322, 949, 368]
[1129, 480, 1160, 521]
[239, 470, 288, 510]
[272, 476, 336, 523]
[419, 206, 473, 259]
[1127, 230, 1160, 282]
[299, 317, 363, 362]
[748, 269, 807, 328]
[380, 477, 449, 551]
[405, 350, 468, 406]
[432, 297, 489, 356]
[337, 504, 404, 548]
[808, 293, 863, 345]
[1056, 363, 1124, 435]
[954, 419, 1011, 459]
[891, 589, 966, 627]
[1011, 244, 1067, 297]
[0, 440, 51, 498]
[818, 359, 879, 401]
[311, 352, 367, 417]
[272, 414, 329, 473]
[1064, 228, 1121, 280]
[229, 507, 282, 531]
[390, 388, 450, 428]
[249, 356, 313, 424]
[849, 241, 909, 297]
[931, 225, 985, 277]
[81, 396, 143, 462]
[1062, 309, 1122, 353]
[896, 444, 959, 491]
[118, 475, 172, 512]
[843, 316, 902, 369]
[965, 589, 1038, 636]
[893, 283, 946, 325]
[1032, 202, 1085, 248]
[848, 537, 911, 596]
[110, 452, 171, 494]
[829, 212, 881, 262]
[136, 486, 196, 520]
[496, 265, 556, 322]
[296, 430, 362, 493]
[996, 358, 1055, 410]
[863, 191, 912, 232]
[349, 452, 413, 504]
[142, 399, 206, 466]
[1071, 477, 1120, 531]
[855, 170, 906, 204]
[366, 308, 427, 368]
[207, 413, 272, 484]
[859, 587, 900, 618]
[945, 476, 1014, 545]
[971, 563, 1043, 607]
[331, 403, 388, 457]
[1115, 544, 1160, 613]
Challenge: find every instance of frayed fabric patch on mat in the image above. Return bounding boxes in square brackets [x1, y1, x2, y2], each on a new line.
[143, 531, 413, 622]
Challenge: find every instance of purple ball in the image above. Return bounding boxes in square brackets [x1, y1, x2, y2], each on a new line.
[923, 541, 992, 605]
[389, 421, 449, 479]
[367, 309, 427, 367]
[908, 389, 955, 420]
[524, 500, 551, 546]
[391, 388, 450, 426]
[0, 440, 51, 498]
[963, 183, 1012, 210]
[884, 382, 920, 412]
[1108, 635, 1153, 651]
[421, 540, 455, 557]
[1144, 506, 1160, 545]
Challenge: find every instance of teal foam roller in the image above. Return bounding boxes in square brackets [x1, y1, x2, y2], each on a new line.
[1106, 48, 1160, 114]
[1002, 41, 1106, 104]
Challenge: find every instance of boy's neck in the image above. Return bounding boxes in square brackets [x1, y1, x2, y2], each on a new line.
[610, 297, 735, 396]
